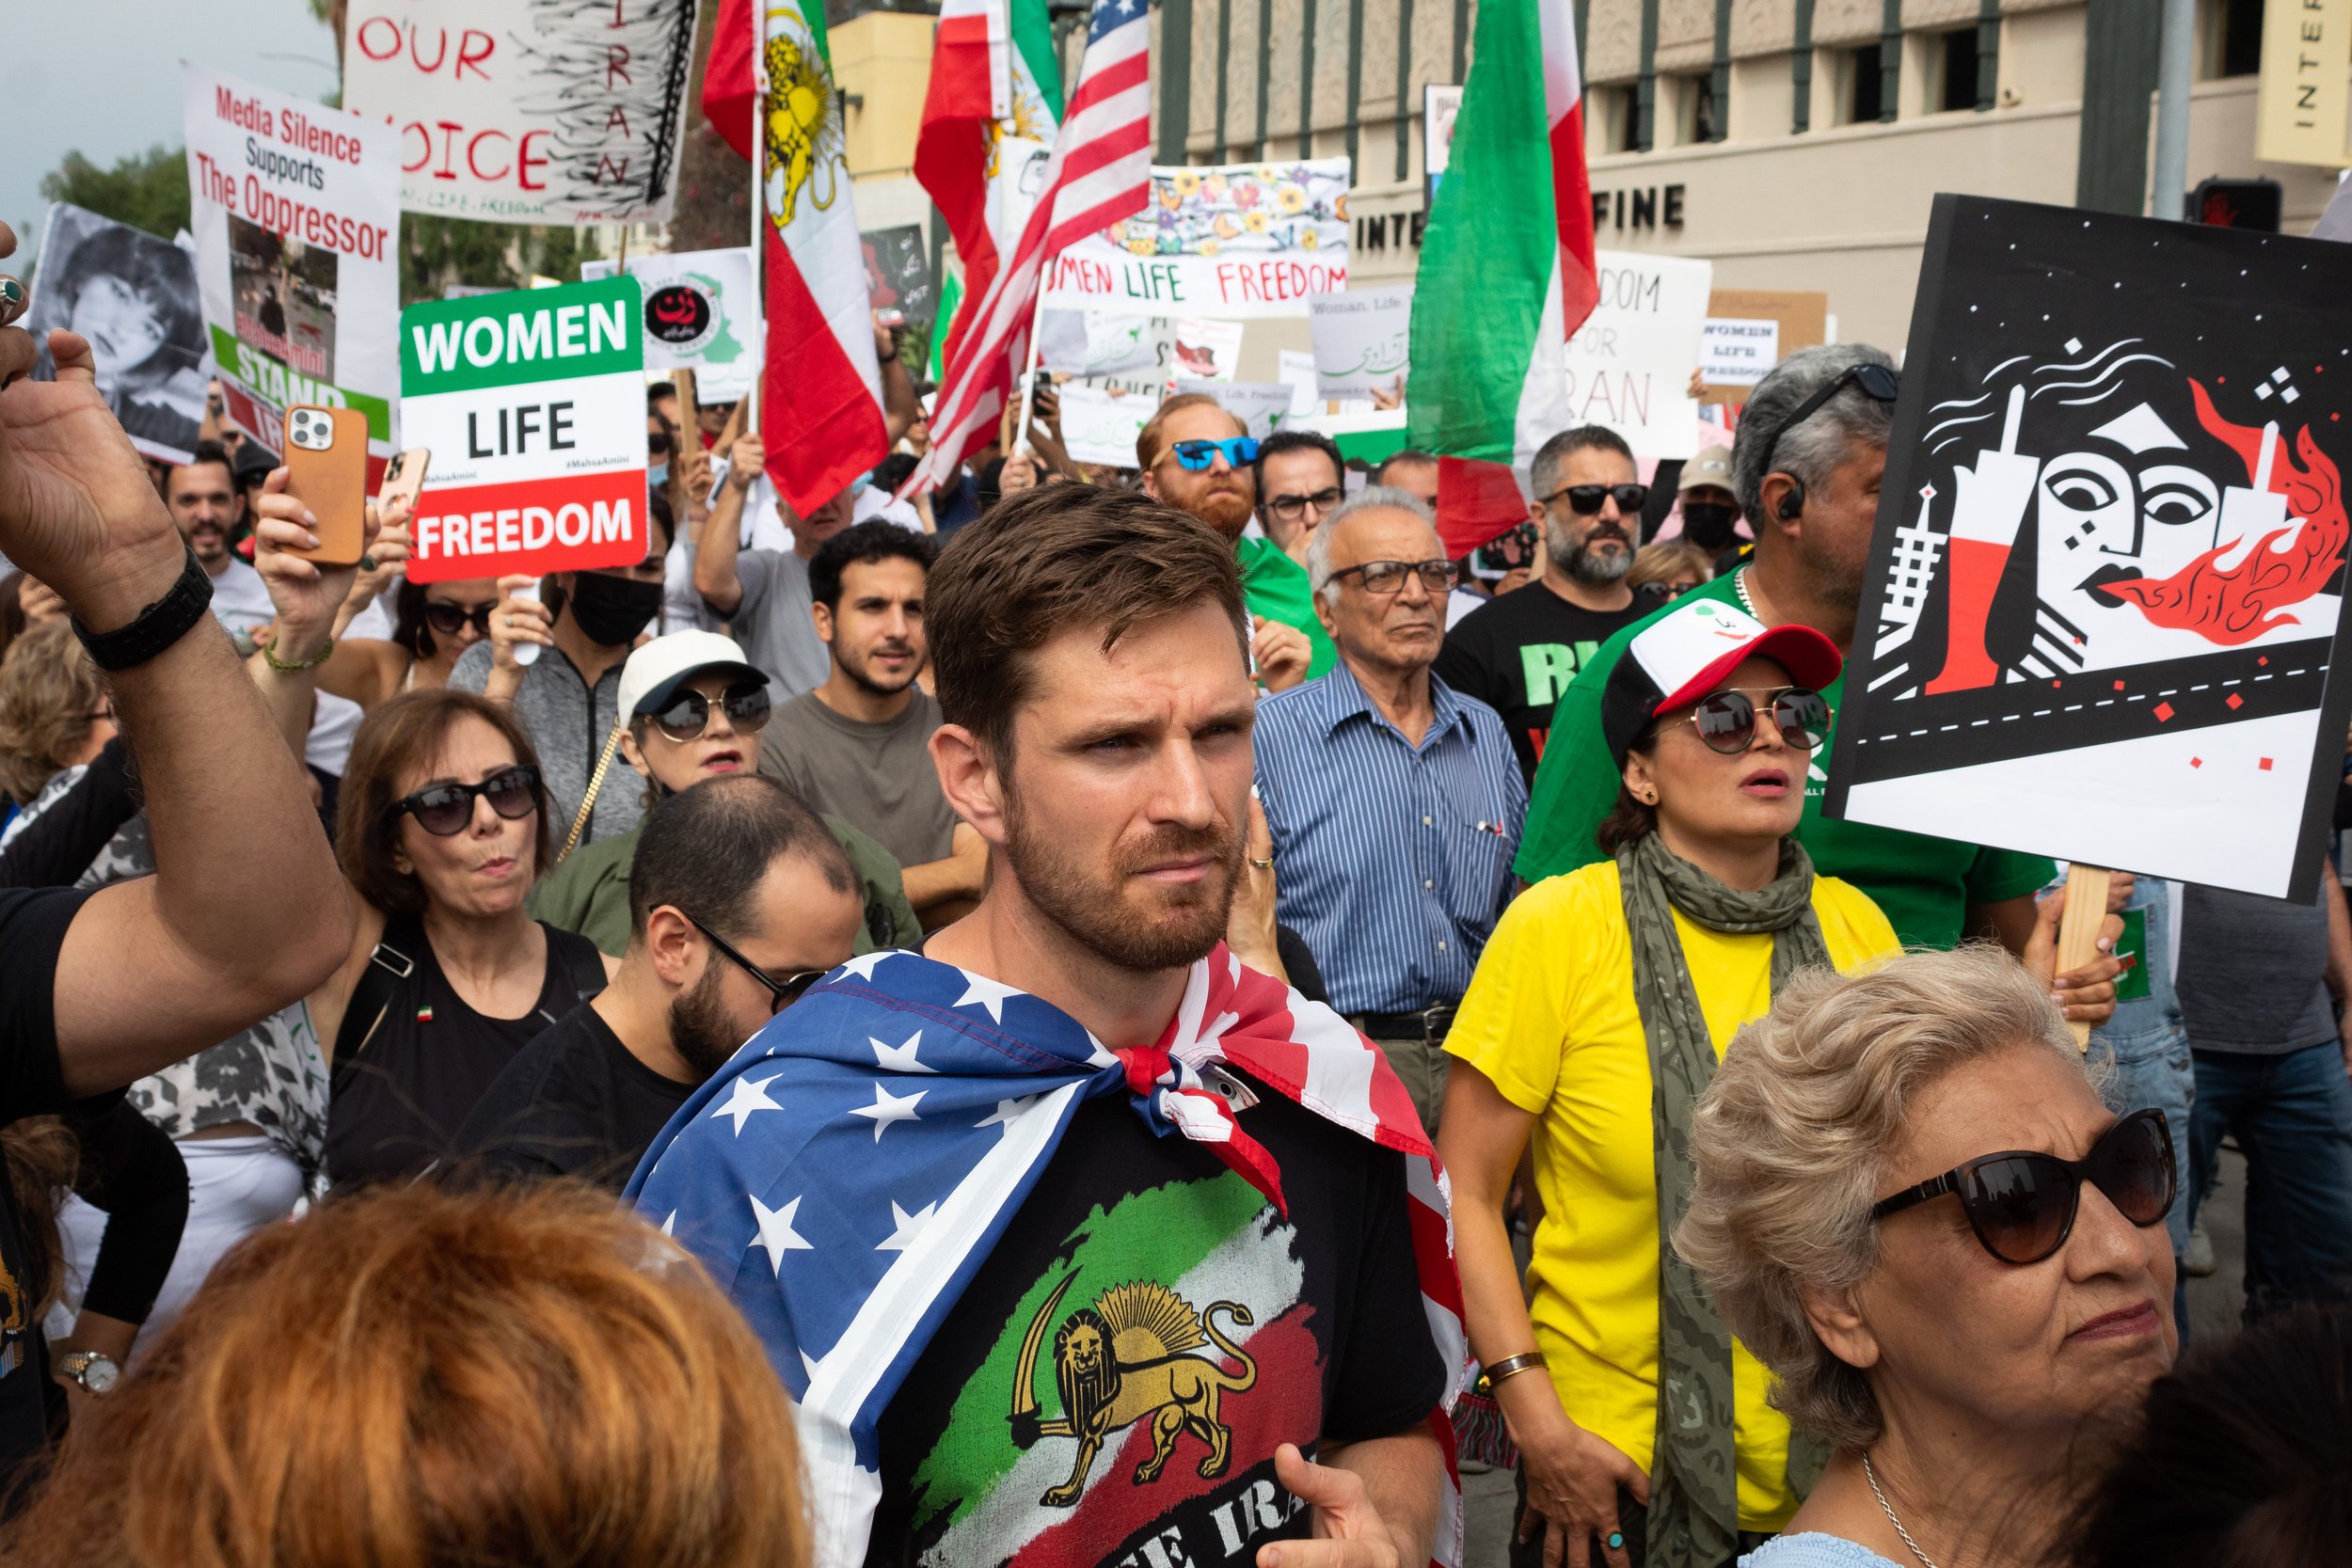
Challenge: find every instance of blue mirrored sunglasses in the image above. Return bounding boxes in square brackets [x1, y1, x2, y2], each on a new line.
[1165, 436, 1261, 471]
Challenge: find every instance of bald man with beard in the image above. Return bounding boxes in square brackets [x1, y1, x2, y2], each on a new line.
[1137, 392, 1329, 689]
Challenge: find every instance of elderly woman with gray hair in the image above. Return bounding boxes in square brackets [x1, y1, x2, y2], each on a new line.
[1676, 946, 2180, 1568]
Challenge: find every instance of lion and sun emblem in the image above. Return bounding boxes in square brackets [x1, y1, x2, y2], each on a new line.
[760, 23, 847, 229]
[1007, 1271, 1260, 1509]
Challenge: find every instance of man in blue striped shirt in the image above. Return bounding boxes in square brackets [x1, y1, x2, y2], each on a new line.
[1253, 487, 1528, 1135]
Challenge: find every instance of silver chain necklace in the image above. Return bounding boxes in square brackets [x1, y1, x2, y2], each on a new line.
[1732, 562, 1758, 617]
[1862, 1451, 1942, 1568]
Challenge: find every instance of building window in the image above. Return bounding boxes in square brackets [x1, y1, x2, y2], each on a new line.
[1670, 72, 1721, 144]
[1938, 26, 1982, 111]
[2199, 0, 2263, 77]
[1599, 85, 1640, 152]
[1837, 43, 1884, 125]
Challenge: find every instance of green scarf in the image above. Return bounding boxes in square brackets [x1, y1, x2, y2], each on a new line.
[1616, 830, 1834, 1568]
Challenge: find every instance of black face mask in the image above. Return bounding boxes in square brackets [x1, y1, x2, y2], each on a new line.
[565, 570, 663, 647]
[1679, 500, 1741, 552]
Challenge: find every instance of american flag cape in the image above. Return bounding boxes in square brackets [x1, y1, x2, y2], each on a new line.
[627, 942, 1466, 1568]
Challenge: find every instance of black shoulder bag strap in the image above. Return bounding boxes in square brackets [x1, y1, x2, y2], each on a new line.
[329, 914, 425, 1101]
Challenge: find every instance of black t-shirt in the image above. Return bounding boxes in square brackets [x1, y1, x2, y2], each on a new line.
[1434, 582, 1647, 784]
[0, 888, 95, 1488]
[864, 1071, 1444, 1568]
[453, 1000, 691, 1191]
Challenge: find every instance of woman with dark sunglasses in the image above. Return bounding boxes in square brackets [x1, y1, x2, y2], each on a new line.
[1441, 595, 1903, 1568]
[1677, 947, 2178, 1568]
[306, 575, 506, 712]
[302, 689, 616, 1187]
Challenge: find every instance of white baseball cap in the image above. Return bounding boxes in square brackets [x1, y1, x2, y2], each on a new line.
[615, 631, 767, 724]
[1600, 596, 1840, 765]
[1677, 444, 1735, 496]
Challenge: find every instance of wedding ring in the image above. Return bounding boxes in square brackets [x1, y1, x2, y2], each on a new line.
[358, 552, 378, 572]
[1607, 1533, 1625, 1551]
[0, 277, 23, 326]
[1248, 855, 1273, 869]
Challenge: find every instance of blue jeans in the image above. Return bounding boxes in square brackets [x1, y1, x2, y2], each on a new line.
[2189, 1041, 2352, 1323]
[2090, 879, 2195, 1332]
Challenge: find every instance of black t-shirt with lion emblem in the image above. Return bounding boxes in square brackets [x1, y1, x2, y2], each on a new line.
[865, 1070, 1446, 1568]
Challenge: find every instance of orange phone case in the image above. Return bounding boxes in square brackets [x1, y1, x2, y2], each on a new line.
[282, 404, 370, 567]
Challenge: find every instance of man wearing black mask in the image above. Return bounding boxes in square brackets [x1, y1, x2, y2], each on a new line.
[449, 499, 676, 850]
[1674, 444, 1747, 573]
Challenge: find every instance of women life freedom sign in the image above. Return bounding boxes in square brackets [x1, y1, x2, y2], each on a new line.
[1826, 196, 2352, 900]
[1043, 159, 1351, 318]
[399, 277, 650, 583]
[183, 63, 401, 474]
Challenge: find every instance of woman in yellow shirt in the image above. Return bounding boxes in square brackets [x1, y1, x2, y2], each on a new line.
[1441, 596, 1899, 1568]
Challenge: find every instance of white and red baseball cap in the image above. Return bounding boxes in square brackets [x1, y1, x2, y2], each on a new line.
[1600, 596, 1841, 765]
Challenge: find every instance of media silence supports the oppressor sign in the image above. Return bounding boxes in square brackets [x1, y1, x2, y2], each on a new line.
[400, 276, 650, 582]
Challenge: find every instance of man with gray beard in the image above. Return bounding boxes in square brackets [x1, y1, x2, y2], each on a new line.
[1435, 425, 1650, 784]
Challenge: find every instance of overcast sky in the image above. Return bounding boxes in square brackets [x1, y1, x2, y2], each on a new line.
[8, 0, 341, 255]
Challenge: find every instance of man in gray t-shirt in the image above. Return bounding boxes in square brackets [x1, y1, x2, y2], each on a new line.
[756, 520, 984, 932]
[2178, 864, 2352, 1323]
[690, 432, 834, 703]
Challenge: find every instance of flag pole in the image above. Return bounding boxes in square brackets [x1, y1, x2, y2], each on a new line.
[1011, 283, 1047, 452]
[747, 2, 768, 434]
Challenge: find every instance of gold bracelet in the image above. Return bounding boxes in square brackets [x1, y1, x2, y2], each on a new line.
[262, 635, 335, 673]
[1484, 1351, 1546, 1387]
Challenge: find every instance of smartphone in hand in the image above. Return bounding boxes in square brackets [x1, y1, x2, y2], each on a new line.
[377, 447, 432, 515]
[282, 405, 370, 567]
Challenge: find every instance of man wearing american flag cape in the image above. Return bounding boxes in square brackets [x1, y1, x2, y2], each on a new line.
[630, 484, 1464, 1568]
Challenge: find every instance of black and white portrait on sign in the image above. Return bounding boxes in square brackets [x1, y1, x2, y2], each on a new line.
[1826, 195, 2352, 900]
[25, 203, 211, 465]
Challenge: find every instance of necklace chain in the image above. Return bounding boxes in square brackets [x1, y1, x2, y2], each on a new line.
[1863, 1451, 1942, 1568]
[1732, 563, 1757, 618]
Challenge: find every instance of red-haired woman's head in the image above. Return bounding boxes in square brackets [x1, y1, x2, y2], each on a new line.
[5, 1181, 807, 1568]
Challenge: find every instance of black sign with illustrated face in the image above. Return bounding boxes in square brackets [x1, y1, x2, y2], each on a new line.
[1825, 194, 2352, 901]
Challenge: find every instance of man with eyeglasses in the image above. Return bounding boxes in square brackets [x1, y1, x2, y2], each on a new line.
[1255, 487, 1527, 1136]
[1437, 425, 1653, 787]
[530, 631, 918, 961]
[1252, 429, 1347, 563]
[1512, 348, 2122, 1023]
[460, 772, 864, 1191]
[1137, 391, 1327, 688]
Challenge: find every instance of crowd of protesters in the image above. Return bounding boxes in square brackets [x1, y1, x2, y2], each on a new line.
[0, 214, 2346, 1568]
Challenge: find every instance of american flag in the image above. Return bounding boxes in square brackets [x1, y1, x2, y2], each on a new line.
[907, 0, 1152, 493]
[627, 943, 1466, 1568]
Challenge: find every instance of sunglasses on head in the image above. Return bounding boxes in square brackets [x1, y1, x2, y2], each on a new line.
[1543, 483, 1650, 516]
[1873, 1107, 2176, 1266]
[388, 764, 541, 837]
[647, 681, 772, 743]
[1652, 687, 1833, 754]
[1330, 558, 1459, 595]
[422, 600, 497, 638]
[1757, 362, 1901, 484]
[684, 912, 829, 1016]
[1161, 436, 1261, 471]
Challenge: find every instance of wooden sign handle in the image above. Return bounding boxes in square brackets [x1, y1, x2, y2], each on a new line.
[2056, 864, 2113, 1051]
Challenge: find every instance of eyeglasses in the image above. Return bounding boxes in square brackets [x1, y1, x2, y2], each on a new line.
[1329, 558, 1459, 595]
[1541, 483, 1649, 517]
[1756, 362, 1900, 484]
[422, 600, 498, 638]
[1264, 486, 1343, 523]
[1652, 687, 1833, 754]
[1872, 1108, 2176, 1266]
[387, 764, 542, 836]
[683, 912, 829, 1016]
[1157, 436, 1261, 471]
[647, 682, 772, 743]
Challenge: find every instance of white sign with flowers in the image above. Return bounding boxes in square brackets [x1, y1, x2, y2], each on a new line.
[1041, 158, 1352, 320]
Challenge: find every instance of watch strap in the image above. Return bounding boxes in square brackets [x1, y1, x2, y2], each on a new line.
[70, 544, 215, 673]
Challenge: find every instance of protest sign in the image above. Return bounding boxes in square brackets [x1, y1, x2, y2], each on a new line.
[24, 204, 211, 465]
[1310, 286, 1413, 403]
[1173, 318, 1245, 381]
[398, 277, 650, 583]
[1055, 384, 1154, 468]
[582, 247, 758, 403]
[1178, 379, 1294, 437]
[183, 63, 400, 468]
[1039, 309, 1174, 397]
[861, 226, 938, 338]
[1279, 349, 1321, 415]
[1825, 195, 2352, 900]
[1700, 288, 1827, 403]
[341, 0, 699, 224]
[1560, 251, 1712, 458]
[1042, 158, 1351, 318]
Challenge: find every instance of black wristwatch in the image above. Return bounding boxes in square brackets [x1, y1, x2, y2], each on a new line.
[70, 544, 215, 673]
